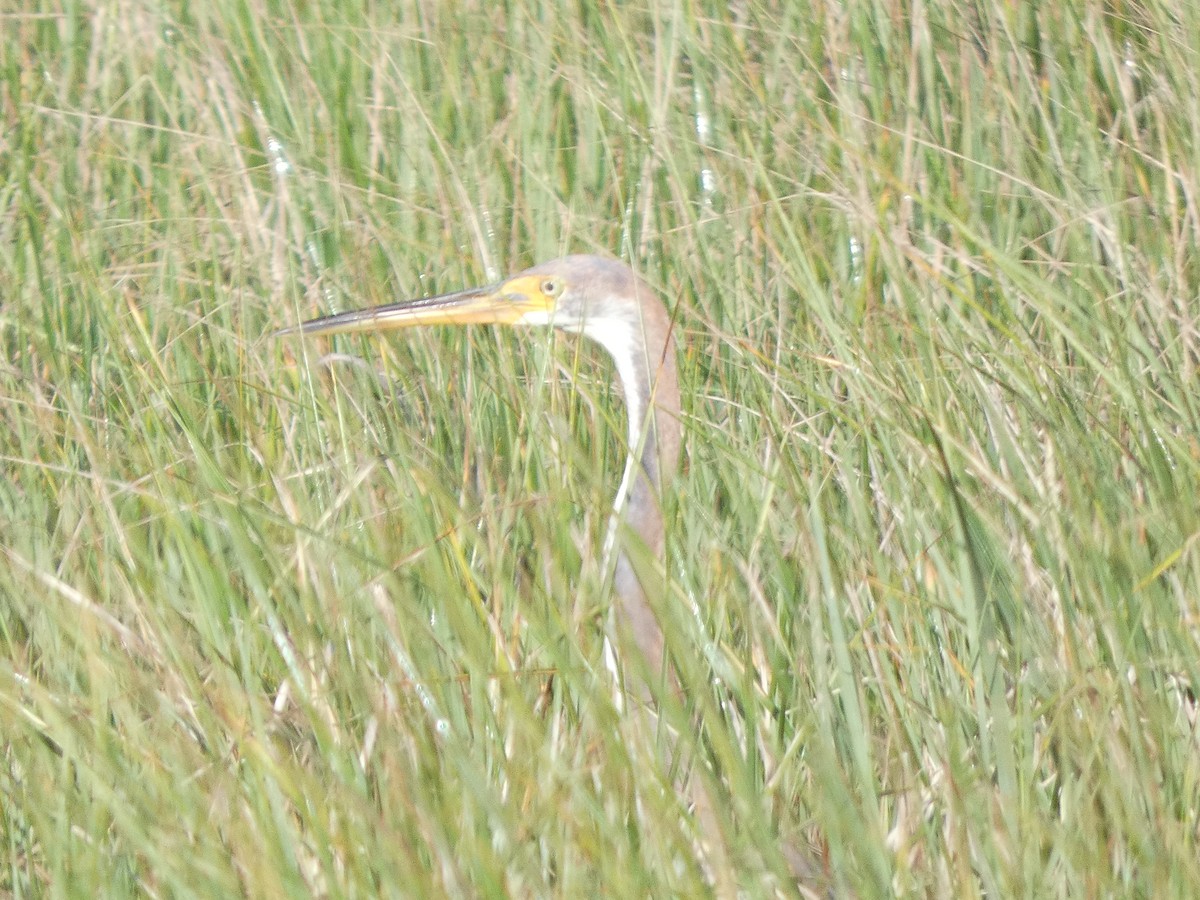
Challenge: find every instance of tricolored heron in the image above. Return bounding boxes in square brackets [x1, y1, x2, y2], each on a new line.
[278, 255, 681, 681]
[279, 262, 829, 890]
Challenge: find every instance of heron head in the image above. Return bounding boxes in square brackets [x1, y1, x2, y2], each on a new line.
[493, 255, 643, 334]
[277, 255, 641, 339]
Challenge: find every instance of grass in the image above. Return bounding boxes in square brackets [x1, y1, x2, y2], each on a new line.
[4, 0, 1200, 896]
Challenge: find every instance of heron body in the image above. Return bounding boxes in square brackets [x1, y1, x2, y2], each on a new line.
[280, 255, 681, 678]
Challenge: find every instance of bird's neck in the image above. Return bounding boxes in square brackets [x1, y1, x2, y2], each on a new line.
[583, 308, 680, 673]
[611, 335, 679, 554]
[585, 313, 679, 536]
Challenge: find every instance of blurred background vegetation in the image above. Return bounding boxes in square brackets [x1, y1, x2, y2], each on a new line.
[3, 0, 1199, 896]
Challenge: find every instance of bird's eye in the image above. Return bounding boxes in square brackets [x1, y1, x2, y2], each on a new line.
[540, 278, 562, 297]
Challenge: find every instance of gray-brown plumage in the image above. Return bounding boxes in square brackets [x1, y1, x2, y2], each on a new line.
[280, 256, 838, 893]
[278, 255, 680, 679]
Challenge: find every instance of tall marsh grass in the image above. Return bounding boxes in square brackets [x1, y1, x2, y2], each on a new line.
[3, 1, 1200, 896]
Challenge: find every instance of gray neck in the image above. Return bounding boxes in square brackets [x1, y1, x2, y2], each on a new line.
[581, 311, 680, 676]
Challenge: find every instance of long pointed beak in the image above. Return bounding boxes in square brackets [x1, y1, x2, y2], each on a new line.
[275, 282, 536, 339]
